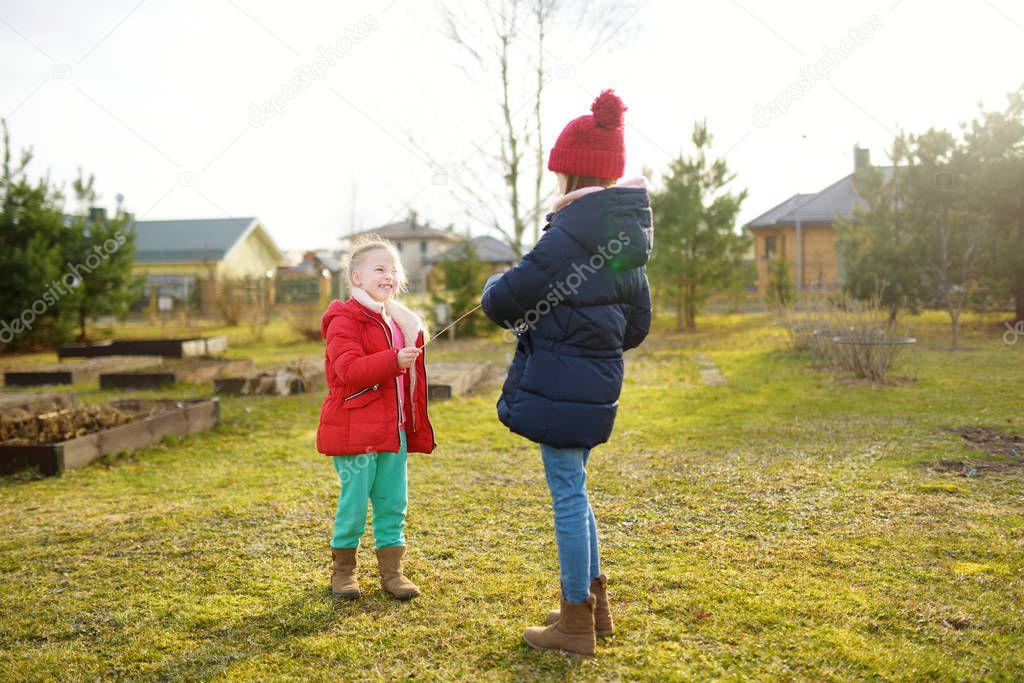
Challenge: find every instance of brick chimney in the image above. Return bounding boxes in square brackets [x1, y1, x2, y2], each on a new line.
[854, 145, 870, 172]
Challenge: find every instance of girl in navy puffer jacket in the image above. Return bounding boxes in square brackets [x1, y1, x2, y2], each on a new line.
[481, 89, 652, 657]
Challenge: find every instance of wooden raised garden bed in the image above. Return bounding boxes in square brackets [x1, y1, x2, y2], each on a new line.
[0, 398, 220, 477]
[99, 358, 253, 390]
[4, 356, 165, 387]
[215, 362, 323, 396]
[0, 392, 76, 414]
[426, 362, 491, 401]
[57, 335, 228, 359]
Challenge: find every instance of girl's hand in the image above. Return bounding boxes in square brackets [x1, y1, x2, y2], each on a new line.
[396, 346, 421, 369]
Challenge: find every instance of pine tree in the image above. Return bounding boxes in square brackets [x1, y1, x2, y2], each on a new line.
[648, 122, 750, 332]
[835, 153, 922, 322]
[839, 128, 996, 348]
[902, 129, 996, 349]
[962, 85, 1024, 324]
[1, 121, 140, 348]
[433, 241, 487, 337]
[764, 255, 795, 312]
[0, 119, 73, 349]
[63, 169, 140, 341]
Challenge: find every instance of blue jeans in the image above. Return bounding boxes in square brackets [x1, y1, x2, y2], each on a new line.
[540, 443, 601, 603]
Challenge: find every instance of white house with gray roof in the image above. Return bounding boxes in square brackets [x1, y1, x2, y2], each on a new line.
[344, 211, 464, 293]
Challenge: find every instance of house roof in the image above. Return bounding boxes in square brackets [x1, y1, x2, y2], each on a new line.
[470, 235, 518, 262]
[128, 217, 278, 263]
[745, 193, 817, 228]
[316, 253, 342, 273]
[746, 167, 894, 229]
[347, 216, 462, 242]
[279, 252, 343, 276]
[431, 235, 517, 264]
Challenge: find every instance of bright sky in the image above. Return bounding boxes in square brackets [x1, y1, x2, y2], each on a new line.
[2, 0, 1023, 253]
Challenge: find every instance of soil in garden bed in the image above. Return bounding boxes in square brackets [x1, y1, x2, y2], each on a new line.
[0, 402, 162, 445]
[930, 425, 1024, 475]
[0, 392, 75, 415]
[943, 425, 1024, 458]
[929, 458, 1023, 475]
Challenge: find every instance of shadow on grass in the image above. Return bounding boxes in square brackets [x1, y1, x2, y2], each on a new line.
[142, 582, 587, 680]
[144, 586, 354, 679]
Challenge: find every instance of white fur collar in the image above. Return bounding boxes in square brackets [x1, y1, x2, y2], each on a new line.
[553, 176, 648, 212]
[350, 286, 427, 405]
[350, 287, 425, 347]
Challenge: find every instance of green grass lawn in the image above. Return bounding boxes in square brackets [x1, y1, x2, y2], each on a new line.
[1, 311, 1022, 681]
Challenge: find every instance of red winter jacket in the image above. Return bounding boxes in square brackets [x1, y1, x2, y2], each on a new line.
[316, 294, 436, 456]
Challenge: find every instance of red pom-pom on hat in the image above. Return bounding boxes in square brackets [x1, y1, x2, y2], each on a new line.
[547, 88, 628, 179]
[591, 89, 626, 129]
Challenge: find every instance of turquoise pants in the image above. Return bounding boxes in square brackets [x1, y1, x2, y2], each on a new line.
[330, 429, 408, 549]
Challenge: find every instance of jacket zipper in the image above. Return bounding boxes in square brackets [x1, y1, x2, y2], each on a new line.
[343, 384, 379, 401]
[361, 310, 406, 436]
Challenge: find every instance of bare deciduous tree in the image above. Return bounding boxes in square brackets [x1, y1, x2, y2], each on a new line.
[414, 0, 643, 256]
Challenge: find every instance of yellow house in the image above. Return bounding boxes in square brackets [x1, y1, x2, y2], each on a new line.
[745, 146, 879, 295]
[130, 216, 283, 312]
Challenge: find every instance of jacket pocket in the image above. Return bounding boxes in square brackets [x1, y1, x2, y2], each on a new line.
[342, 383, 381, 409]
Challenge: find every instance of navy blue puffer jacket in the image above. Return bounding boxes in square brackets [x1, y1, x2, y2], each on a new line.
[481, 178, 653, 448]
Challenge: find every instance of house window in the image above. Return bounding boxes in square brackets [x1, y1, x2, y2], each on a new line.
[763, 235, 777, 261]
[396, 242, 403, 252]
[420, 240, 427, 254]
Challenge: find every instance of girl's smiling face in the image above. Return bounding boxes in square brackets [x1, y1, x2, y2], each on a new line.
[351, 247, 398, 302]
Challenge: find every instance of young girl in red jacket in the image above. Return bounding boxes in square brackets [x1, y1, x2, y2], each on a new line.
[316, 235, 435, 600]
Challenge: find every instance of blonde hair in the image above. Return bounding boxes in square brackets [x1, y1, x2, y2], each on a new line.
[344, 235, 408, 294]
[563, 174, 616, 193]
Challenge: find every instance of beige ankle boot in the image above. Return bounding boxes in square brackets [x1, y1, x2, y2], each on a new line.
[331, 547, 360, 599]
[546, 574, 613, 636]
[376, 546, 420, 600]
[524, 594, 596, 657]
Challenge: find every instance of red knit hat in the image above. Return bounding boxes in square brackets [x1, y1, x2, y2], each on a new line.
[547, 89, 627, 179]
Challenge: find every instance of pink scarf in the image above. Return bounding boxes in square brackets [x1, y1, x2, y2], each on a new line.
[552, 176, 648, 212]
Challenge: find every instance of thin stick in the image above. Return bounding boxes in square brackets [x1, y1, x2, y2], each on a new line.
[425, 304, 483, 346]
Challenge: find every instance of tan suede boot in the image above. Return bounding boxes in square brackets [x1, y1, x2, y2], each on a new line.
[545, 574, 614, 636]
[331, 547, 360, 599]
[376, 546, 420, 600]
[524, 594, 596, 657]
